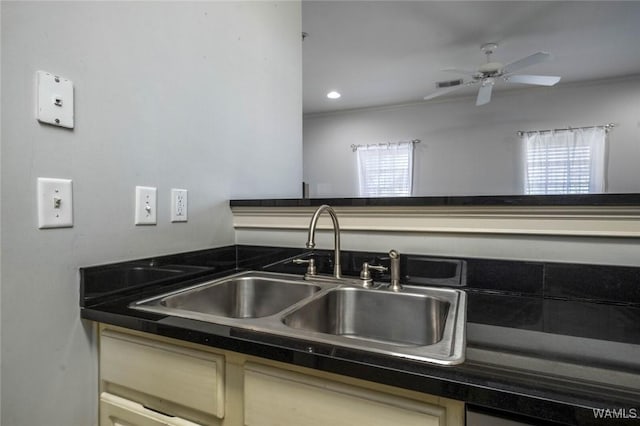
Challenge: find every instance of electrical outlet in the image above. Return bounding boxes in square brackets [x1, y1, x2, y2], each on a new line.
[135, 186, 157, 225]
[171, 189, 188, 222]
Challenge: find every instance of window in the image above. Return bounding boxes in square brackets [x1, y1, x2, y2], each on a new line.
[523, 127, 607, 195]
[356, 142, 413, 197]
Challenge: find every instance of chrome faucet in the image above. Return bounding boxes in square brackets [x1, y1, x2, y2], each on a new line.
[306, 205, 342, 278]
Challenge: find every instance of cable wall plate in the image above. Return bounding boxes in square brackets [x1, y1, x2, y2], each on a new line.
[36, 70, 74, 129]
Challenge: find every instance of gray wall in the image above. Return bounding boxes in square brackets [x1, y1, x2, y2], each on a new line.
[303, 76, 640, 197]
[0, 4, 3, 421]
[0, 2, 301, 424]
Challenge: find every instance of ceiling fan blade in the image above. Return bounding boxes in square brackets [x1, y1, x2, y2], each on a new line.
[476, 80, 493, 106]
[423, 81, 475, 101]
[505, 74, 561, 86]
[502, 52, 551, 74]
[442, 68, 477, 76]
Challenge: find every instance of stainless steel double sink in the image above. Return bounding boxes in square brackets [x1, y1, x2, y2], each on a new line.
[130, 271, 466, 365]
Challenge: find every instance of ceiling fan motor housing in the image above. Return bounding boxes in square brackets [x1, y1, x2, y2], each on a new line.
[478, 62, 503, 75]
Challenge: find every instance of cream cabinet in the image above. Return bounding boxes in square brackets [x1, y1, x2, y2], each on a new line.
[100, 327, 225, 425]
[245, 362, 458, 426]
[99, 325, 463, 426]
[100, 393, 204, 426]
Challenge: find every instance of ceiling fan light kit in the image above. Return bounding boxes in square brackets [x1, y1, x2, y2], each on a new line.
[423, 42, 562, 105]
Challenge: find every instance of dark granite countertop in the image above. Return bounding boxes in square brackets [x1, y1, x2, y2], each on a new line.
[229, 193, 640, 208]
[80, 245, 640, 425]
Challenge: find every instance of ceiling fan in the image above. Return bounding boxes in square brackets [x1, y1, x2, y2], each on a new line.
[424, 43, 561, 106]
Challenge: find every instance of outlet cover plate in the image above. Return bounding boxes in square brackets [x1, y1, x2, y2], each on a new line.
[135, 186, 157, 225]
[37, 177, 73, 229]
[171, 189, 188, 222]
[36, 71, 74, 128]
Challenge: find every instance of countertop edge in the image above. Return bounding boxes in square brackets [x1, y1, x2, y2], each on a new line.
[229, 193, 640, 208]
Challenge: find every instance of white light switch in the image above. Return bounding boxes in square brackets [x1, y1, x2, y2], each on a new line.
[170, 189, 188, 222]
[37, 178, 73, 229]
[36, 70, 74, 129]
[135, 186, 157, 225]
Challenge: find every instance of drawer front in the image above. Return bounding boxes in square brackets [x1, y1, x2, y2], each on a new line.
[101, 330, 224, 419]
[244, 363, 446, 426]
[100, 392, 204, 426]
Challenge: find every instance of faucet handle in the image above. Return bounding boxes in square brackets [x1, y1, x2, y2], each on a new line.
[293, 258, 317, 276]
[360, 262, 388, 288]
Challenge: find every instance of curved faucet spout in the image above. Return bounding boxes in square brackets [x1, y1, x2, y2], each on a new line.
[306, 205, 341, 278]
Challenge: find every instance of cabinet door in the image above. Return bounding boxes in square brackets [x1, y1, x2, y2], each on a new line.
[100, 392, 204, 426]
[100, 329, 225, 420]
[244, 363, 448, 426]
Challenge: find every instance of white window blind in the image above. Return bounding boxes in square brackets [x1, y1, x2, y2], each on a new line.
[523, 127, 607, 195]
[356, 142, 413, 197]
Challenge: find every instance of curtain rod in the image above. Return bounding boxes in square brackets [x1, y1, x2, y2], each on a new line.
[517, 123, 616, 136]
[351, 139, 420, 152]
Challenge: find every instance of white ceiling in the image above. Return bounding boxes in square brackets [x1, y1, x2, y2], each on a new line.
[302, 1, 640, 114]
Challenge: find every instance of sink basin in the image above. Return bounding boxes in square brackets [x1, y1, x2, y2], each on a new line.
[131, 271, 466, 365]
[159, 276, 321, 318]
[132, 273, 323, 319]
[282, 288, 449, 346]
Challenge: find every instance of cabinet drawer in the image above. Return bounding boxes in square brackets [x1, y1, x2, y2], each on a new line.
[100, 392, 204, 426]
[100, 330, 224, 419]
[244, 363, 446, 426]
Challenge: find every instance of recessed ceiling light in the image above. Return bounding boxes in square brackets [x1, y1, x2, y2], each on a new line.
[327, 91, 341, 99]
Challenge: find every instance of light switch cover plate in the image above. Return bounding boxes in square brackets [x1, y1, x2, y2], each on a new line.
[36, 70, 74, 129]
[37, 177, 73, 229]
[135, 186, 157, 225]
